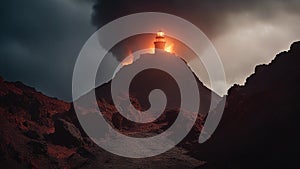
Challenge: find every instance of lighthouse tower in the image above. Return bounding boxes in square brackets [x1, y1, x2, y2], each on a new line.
[154, 31, 166, 53]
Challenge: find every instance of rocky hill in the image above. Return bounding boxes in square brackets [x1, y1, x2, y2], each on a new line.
[192, 41, 300, 169]
[1, 41, 300, 169]
[0, 51, 211, 168]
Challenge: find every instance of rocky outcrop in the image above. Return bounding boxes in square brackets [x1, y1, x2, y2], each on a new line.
[49, 119, 83, 147]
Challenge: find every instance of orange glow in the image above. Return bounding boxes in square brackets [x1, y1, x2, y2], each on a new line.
[122, 51, 134, 66]
[164, 43, 174, 53]
[149, 47, 155, 54]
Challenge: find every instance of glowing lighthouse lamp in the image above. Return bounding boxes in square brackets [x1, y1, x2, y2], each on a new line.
[154, 31, 174, 54]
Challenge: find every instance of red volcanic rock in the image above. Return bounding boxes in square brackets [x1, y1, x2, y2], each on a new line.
[49, 119, 83, 147]
[47, 144, 76, 159]
[0, 78, 74, 168]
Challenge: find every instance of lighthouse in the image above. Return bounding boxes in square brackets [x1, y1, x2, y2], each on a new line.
[154, 31, 166, 53]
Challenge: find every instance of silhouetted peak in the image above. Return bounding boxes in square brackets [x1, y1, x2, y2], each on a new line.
[290, 41, 300, 52]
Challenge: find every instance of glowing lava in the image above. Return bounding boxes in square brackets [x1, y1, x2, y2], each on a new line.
[122, 51, 134, 66]
[164, 43, 174, 53]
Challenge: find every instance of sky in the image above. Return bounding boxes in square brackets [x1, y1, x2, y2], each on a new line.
[1, 0, 300, 101]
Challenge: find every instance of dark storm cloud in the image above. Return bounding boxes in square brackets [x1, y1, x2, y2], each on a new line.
[92, 0, 300, 38]
[1, 0, 299, 100]
[92, 0, 300, 94]
[0, 0, 95, 101]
